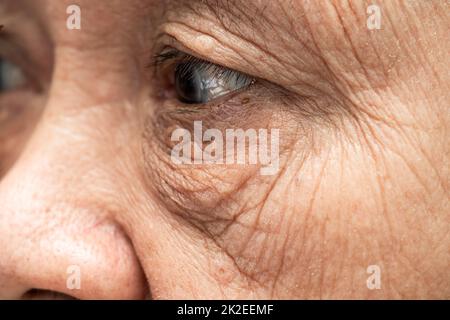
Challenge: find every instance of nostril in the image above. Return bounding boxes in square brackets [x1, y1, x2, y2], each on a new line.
[22, 289, 77, 300]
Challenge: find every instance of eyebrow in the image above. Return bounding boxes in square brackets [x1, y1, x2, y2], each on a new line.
[197, 0, 261, 25]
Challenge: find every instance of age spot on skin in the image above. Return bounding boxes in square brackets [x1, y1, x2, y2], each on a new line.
[241, 97, 250, 104]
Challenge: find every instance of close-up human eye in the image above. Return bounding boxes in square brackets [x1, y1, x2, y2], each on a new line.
[154, 49, 255, 104]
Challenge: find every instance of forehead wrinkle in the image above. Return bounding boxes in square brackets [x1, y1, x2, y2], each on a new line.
[165, 0, 320, 64]
[168, 0, 274, 42]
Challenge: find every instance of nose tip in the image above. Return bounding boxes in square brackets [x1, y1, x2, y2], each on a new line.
[0, 193, 148, 299]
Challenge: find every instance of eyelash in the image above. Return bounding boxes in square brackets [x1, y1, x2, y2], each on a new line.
[152, 48, 255, 102]
[153, 49, 244, 79]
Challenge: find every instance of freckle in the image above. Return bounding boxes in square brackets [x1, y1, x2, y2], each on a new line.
[195, 35, 216, 55]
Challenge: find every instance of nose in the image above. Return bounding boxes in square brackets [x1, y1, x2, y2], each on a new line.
[0, 152, 148, 299]
[0, 101, 148, 300]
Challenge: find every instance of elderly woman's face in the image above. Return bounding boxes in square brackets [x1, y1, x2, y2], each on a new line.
[0, 0, 448, 299]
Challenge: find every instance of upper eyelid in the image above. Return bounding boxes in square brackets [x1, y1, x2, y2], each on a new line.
[152, 48, 214, 69]
[152, 47, 255, 82]
[152, 33, 257, 80]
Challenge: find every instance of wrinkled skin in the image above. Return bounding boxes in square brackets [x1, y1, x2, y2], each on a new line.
[0, 0, 448, 299]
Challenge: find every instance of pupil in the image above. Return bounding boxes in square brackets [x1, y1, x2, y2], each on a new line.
[175, 63, 205, 104]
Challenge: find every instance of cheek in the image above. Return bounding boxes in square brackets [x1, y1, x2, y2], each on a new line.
[136, 107, 315, 289]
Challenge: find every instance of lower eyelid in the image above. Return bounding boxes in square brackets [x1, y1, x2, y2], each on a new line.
[155, 80, 263, 119]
